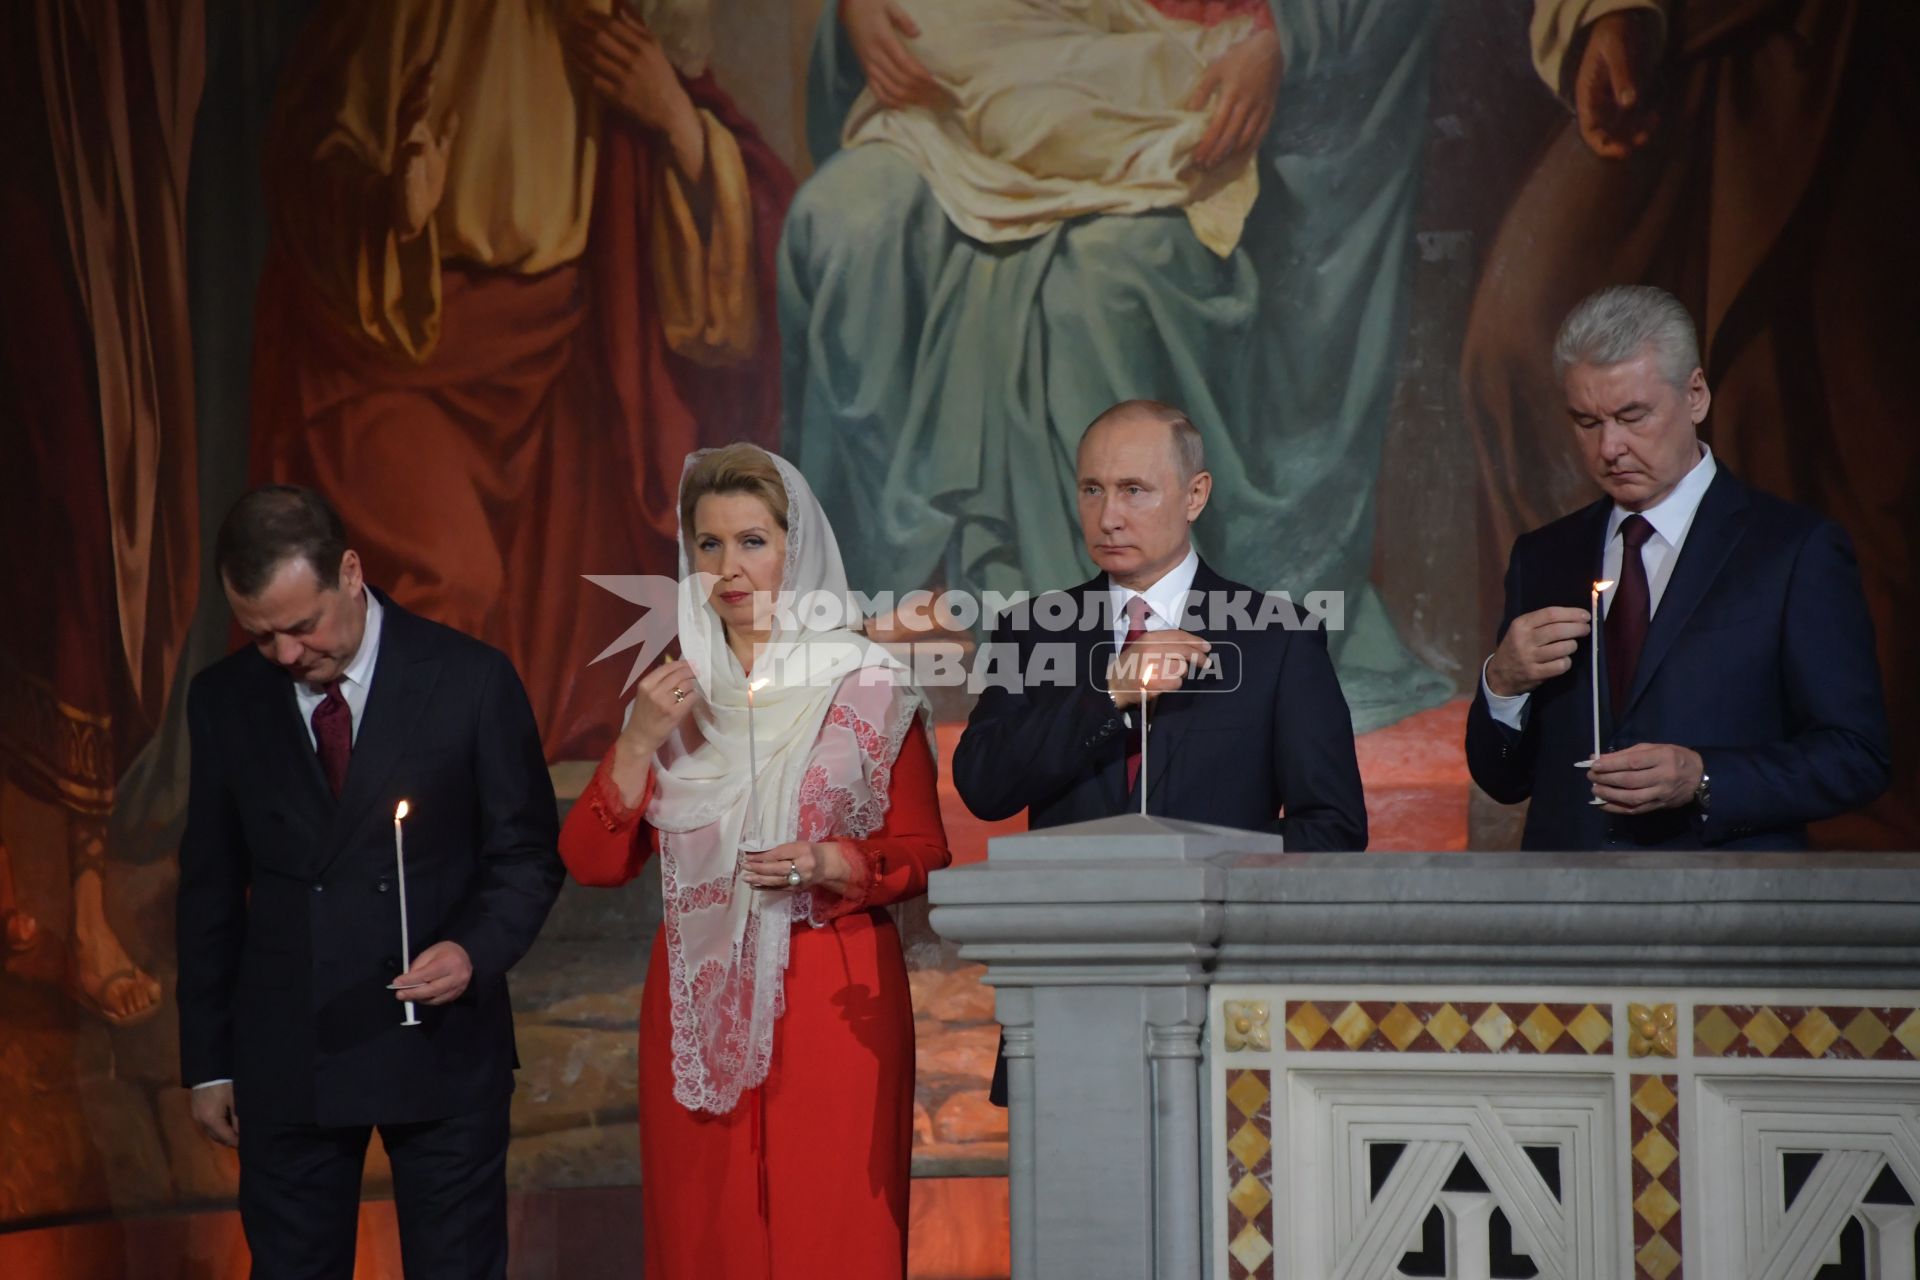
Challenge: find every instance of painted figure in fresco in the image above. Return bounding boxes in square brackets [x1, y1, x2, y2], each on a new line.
[249, 0, 793, 763]
[782, 0, 1451, 731]
[1466, 285, 1888, 851]
[0, 0, 202, 1024]
[559, 446, 951, 1278]
[1463, 0, 1919, 842]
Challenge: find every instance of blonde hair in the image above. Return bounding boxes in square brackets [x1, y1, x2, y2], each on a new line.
[680, 443, 790, 539]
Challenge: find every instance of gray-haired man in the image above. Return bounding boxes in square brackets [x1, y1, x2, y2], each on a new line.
[1466, 285, 1888, 850]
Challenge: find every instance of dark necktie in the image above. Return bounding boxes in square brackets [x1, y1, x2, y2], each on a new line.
[312, 679, 352, 798]
[1606, 514, 1655, 718]
[1122, 597, 1152, 792]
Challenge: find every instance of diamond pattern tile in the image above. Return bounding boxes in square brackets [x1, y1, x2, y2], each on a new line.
[1279, 998, 1614, 1053]
[1742, 1007, 1791, 1056]
[1222, 1068, 1274, 1280]
[1792, 1009, 1840, 1058]
[1633, 1129, 1679, 1180]
[1519, 1004, 1566, 1053]
[1379, 1003, 1424, 1051]
[1229, 1224, 1275, 1274]
[1568, 1004, 1613, 1054]
[1230, 1172, 1272, 1221]
[1227, 1120, 1271, 1171]
[1693, 1006, 1741, 1056]
[1630, 1073, 1683, 1280]
[1285, 1001, 1330, 1050]
[1844, 1009, 1893, 1058]
[1474, 1004, 1516, 1051]
[1427, 1003, 1470, 1051]
[1632, 1076, 1678, 1124]
[1637, 1234, 1682, 1280]
[1896, 1010, 1920, 1059]
[1332, 1002, 1377, 1050]
[1227, 1070, 1271, 1120]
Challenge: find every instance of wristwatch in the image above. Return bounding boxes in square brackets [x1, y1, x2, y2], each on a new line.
[1693, 770, 1711, 812]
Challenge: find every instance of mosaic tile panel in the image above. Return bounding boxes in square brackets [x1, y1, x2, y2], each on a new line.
[1224, 1068, 1275, 1280]
[1283, 1000, 1613, 1055]
[1693, 1005, 1920, 1060]
[1630, 1074, 1683, 1280]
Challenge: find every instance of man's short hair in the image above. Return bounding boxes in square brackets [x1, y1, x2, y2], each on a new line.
[1080, 399, 1207, 481]
[216, 486, 348, 598]
[1552, 284, 1701, 390]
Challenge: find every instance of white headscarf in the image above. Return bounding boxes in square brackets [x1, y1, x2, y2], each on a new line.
[647, 447, 927, 1113]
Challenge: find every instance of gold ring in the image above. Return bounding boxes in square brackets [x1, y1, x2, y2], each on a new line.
[673, 686, 688, 702]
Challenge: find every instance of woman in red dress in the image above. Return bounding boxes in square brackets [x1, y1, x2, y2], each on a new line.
[559, 443, 950, 1277]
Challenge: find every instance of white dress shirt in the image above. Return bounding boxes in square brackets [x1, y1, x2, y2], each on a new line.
[195, 590, 384, 1091]
[293, 589, 384, 748]
[1483, 445, 1717, 728]
[1108, 545, 1201, 650]
[1107, 546, 1200, 727]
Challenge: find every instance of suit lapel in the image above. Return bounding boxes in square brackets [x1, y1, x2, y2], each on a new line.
[1074, 577, 1133, 814]
[1137, 561, 1225, 805]
[249, 657, 333, 838]
[316, 599, 441, 876]
[1621, 468, 1749, 719]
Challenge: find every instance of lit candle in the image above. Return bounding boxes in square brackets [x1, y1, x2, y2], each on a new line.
[743, 676, 771, 847]
[1578, 580, 1615, 800]
[1138, 657, 1153, 817]
[393, 800, 421, 1028]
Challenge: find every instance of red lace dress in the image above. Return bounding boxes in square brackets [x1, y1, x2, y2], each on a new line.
[558, 694, 951, 1279]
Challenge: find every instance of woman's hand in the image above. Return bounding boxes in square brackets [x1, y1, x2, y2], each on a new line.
[1186, 27, 1283, 171]
[742, 841, 851, 894]
[607, 658, 697, 807]
[840, 0, 944, 110]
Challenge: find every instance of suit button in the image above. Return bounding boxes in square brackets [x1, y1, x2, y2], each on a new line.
[312, 882, 325, 893]
[384, 957, 401, 973]
[376, 880, 391, 893]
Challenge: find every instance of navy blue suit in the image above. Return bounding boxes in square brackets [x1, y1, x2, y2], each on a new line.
[178, 590, 564, 1277]
[954, 560, 1368, 850]
[1466, 467, 1889, 850]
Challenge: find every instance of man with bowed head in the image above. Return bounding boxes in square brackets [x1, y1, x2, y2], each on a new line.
[1467, 285, 1889, 850]
[177, 486, 564, 1278]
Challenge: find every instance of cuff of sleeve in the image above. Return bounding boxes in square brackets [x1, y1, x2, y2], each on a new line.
[192, 1079, 233, 1090]
[1480, 656, 1532, 730]
[585, 755, 650, 832]
[810, 842, 880, 924]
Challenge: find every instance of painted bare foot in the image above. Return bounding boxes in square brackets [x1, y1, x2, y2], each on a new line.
[0, 838, 40, 954]
[66, 827, 162, 1026]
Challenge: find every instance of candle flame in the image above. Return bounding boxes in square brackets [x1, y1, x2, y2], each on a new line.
[1592, 579, 1615, 593]
[394, 799, 410, 821]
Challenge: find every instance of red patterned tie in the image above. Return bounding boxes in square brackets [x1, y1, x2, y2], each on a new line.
[1606, 514, 1655, 718]
[312, 679, 352, 798]
[1122, 597, 1152, 791]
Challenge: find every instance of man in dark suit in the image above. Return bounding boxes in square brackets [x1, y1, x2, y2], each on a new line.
[955, 399, 1367, 1101]
[1466, 285, 1890, 850]
[178, 486, 565, 1278]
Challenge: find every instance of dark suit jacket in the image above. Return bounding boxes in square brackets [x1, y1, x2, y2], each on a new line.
[177, 590, 565, 1126]
[1466, 467, 1889, 850]
[954, 560, 1368, 851]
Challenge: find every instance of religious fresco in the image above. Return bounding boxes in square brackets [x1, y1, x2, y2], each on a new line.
[1, 0, 1915, 1264]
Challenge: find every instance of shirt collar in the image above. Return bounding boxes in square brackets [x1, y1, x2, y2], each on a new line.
[1608, 443, 1717, 547]
[1109, 546, 1201, 627]
[335, 589, 383, 691]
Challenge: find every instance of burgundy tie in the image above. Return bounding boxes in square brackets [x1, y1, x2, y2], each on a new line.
[1122, 597, 1152, 792]
[312, 679, 352, 798]
[1606, 514, 1655, 718]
